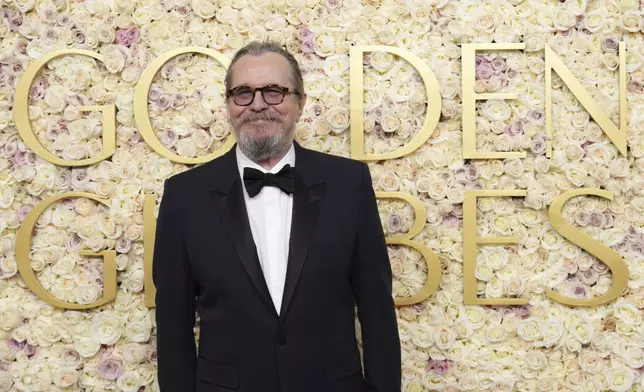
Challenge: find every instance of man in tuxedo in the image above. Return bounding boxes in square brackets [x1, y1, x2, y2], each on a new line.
[153, 41, 401, 392]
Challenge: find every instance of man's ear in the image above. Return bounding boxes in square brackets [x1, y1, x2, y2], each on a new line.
[298, 93, 307, 116]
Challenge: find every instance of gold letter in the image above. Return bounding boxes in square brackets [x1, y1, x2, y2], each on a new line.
[134, 47, 235, 164]
[463, 190, 528, 305]
[462, 43, 526, 159]
[15, 193, 117, 309]
[547, 189, 629, 306]
[377, 192, 441, 305]
[545, 42, 626, 157]
[143, 194, 156, 307]
[350, 46, 442, 160]
[14, 50, 116, 166]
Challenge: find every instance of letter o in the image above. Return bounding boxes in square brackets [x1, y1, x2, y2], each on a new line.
[134, 46, 235, 164]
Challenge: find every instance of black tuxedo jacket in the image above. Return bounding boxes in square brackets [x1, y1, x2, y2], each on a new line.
[153, 142, 401, 392]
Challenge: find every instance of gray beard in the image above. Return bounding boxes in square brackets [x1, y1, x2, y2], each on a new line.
[234, 124, 294, 162]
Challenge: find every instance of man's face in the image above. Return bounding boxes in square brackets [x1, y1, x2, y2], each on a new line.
[226, 52, 306, 161]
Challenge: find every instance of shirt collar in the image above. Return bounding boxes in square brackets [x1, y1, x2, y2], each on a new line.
[236, 143, 296, 179]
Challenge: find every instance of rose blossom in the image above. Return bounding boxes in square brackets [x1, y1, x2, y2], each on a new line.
[476, 61, 494, 79]
[531, 138, 547, 155]
[387, 213, 404, 233]
[7, 339, 23, 351]
[427, 359, 451, 375]
[601, 37, 619, 52]
[298, 26, 313, 41]
[115, 28, 140, 45]
[301, 39, 314, 53]
[505, 120, 523, 136]
[98, 357, 124, 380]
[23, 343, 37, 356]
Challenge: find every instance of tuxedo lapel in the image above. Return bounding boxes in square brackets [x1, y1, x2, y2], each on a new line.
[279, 143, 325, 320]
[208, 143, 325, 321]
[210, 148, 278, 318]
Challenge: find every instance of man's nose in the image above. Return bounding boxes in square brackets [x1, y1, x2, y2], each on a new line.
[249, 90, 269, 111]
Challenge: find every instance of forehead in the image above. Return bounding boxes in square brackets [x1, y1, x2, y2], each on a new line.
[229, 52, 293, 88]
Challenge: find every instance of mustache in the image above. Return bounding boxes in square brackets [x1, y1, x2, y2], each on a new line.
[239, 113, 281, 125]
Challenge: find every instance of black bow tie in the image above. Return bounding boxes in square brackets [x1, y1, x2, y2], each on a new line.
[243, 164, 295, 197]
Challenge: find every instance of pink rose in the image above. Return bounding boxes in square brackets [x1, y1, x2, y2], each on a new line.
[427, 359, 452, 375]
[23, 343, 37, 357]
[8, 13, 23, 31]
[298, 26, 313, 41]
[301, 39, 314, 54]
[98, 357, 124, 380]
[115, 28, 140, 46]
[515, 305, 531, 319]
[491, 58, 507, 73]
[476, 61, 494, 79]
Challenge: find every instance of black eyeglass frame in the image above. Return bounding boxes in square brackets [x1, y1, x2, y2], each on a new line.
[226, 84, 302, 106]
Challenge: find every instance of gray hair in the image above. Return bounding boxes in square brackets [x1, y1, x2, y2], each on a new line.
[224, 41, 305, 96]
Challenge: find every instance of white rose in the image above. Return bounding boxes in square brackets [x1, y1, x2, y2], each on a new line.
[484, 277, 504, 298]
[554, 9, 576, 30]
[53, 368, 78, 388]
[149, 158, 174, 180]
[124, 269, 145, 293]
[623, 346, 644, 369]
[325, 106, 349, 133]
[193, 108, 213, 128]
[614, 301, 642, 324]
[525, 351, 548, 371]
[124, 317, 151, 343]
[518, 319, 541, 341]
[539, 319, 564, 347]
[434, 326, 456, 350]
[570, 321, 593, 344]
[462, 306, 486, 330]
[74, 284, 101, 305]
[475, 263, 494, 281]
[0, 309, 20, 331]
[175, 139, 197, 157]
[102, 46, 125, 73]
[116, 370, 142, 392]
[606, 366, 634, 392]
[483, 247, 508, 270]
[44, 88, 67, 113]
[135, 363, 156, 385]
[90, 312, 122, 345]
[122, 343, 148, 365]
[304, 75, 326, 98]
[74, 337, 100, 358]
[622, 11, 642, 32]
[323, 55, 350, 77]
[314, 32, 335, 58]
[504, 277, 525, 296]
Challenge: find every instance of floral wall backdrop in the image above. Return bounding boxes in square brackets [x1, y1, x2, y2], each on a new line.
[1, 0, 644, 390]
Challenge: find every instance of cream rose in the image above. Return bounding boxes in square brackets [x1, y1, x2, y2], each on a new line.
[325, 106, 349, 133]
[90, 312, 122, 345]
[116, 370, 142, 392]
[606, 366, 634, 392]
[74, 337, 100, 358]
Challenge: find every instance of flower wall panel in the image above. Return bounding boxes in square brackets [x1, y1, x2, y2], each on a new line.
[1, 0, 644, 391]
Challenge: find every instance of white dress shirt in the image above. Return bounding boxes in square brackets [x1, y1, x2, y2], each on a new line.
[236, 144, 295, 315]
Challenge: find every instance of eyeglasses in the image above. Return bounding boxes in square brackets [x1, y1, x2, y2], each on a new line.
[226, 84, 301, 106]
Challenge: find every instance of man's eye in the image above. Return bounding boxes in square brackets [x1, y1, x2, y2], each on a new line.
[264, 88, 283, 96]
[234, 89, 252, 96]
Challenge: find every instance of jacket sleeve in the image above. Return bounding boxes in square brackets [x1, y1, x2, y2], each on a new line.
[351, 163, 402, 392]
[153, 178, 197, 392]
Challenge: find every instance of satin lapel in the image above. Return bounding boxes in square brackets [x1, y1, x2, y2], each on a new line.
[279, 171, 325, 320]
[211, 177, 278, 318]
